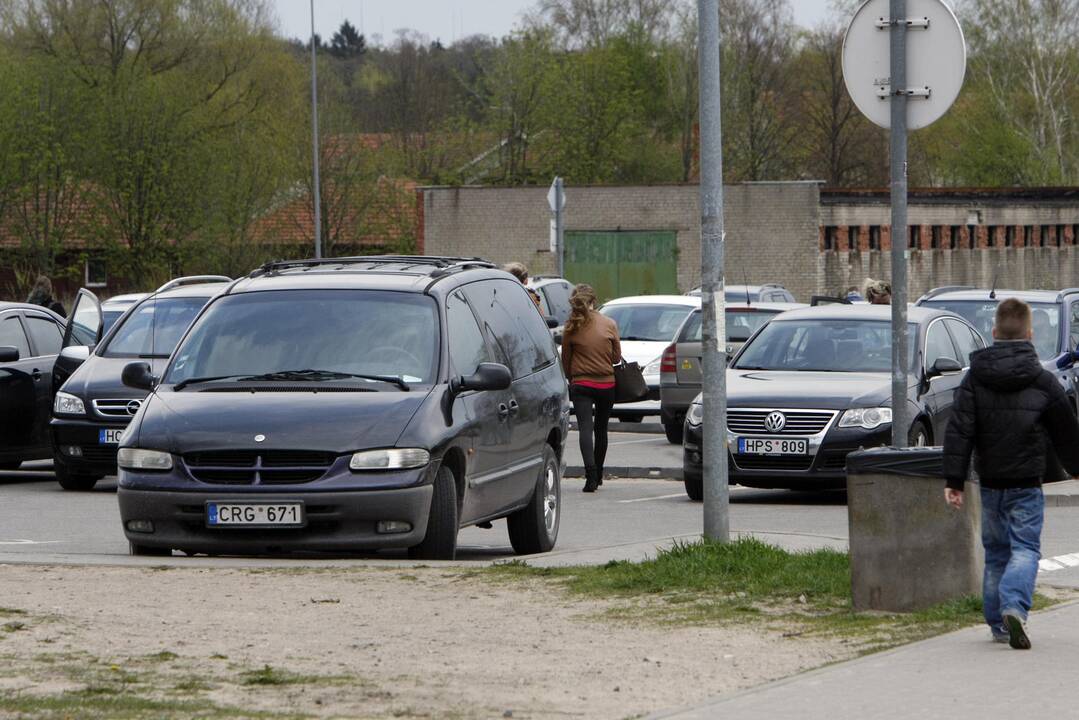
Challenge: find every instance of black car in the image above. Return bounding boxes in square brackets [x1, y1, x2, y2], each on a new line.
[682, 305, 984, 496]
[115, 256, 569, 560]
[50, 277, 231, 490]
[0, 302, 69, 470]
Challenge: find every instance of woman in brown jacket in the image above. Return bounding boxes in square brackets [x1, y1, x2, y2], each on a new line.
[561, 284, 621, 492]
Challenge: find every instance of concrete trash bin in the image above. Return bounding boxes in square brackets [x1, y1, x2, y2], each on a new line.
[846, 446, 982, 612]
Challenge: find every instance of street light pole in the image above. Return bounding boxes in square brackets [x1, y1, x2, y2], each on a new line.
[698, 0, 729, 542]
[310, 0, 323, 259]
[889, 0, 909, 447]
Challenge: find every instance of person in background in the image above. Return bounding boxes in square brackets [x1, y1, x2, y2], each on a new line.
[503, 262, 543, 310]
[862, 278, 892, 305]
[561, 284, 620, 493]
[846, 286, 866, 303]
[944, 298, 1079, 650]
[25, 275, 65, 316]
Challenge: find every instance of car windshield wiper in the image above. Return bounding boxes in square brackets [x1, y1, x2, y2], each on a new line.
[173, 374, 248, 391]
[240, 369, 411, 391]
[138, 354, 170, 359]
[619, 335, 658, 342]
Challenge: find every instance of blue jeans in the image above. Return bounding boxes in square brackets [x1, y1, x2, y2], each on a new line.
[981, 487, 1044, 630]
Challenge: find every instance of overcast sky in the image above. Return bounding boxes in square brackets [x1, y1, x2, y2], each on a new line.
[271, 0, 839, 46]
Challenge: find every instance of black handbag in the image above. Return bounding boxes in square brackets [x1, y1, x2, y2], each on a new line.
[613, 359, 649, 403]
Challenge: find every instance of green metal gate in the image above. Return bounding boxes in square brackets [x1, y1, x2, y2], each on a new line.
[564, 231, 678, 301]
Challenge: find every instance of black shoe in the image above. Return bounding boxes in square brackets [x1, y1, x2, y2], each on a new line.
[597, 468, 604, 486]
[583, 467, 599, 493]
[1003, 611, 1031, 650]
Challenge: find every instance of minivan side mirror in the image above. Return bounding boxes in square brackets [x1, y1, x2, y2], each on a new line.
[0, 346, 19, 363]
[121, 361, 158, 391]
[927, 357, 963, 378]
[456, 362, 512, 393]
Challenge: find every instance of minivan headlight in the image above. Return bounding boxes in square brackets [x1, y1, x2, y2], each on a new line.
[54, 392, 85, 416]
[687, 402, 703, 427]
[839, 407, 892, 430]
[349, 448, 430, 471]
[116, 448, 174, 471]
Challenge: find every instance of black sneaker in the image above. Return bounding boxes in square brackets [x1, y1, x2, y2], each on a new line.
[1003, 611, 1031, 650]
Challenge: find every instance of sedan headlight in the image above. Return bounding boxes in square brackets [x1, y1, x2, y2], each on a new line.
[53, 392, 86, 416]
[349, 448, 430, 471]
[116, 448, 173, 471]
[839, 407, 893, 430]
[687, 402, 703, 427]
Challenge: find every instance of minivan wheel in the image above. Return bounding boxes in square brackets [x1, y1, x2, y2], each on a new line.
[683, 473, 703, 502]
[408, 465, 458, 561]
[129, 541, 171, 557]
[909, 421, 929, 448]
[55, 461, 102, 491]
[664, 421, 684, 445]
[508, 445, 561, 555]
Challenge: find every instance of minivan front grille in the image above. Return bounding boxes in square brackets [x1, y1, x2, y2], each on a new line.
[183, 450, 336, 485]
[727, 410, 836, 436]
[92, 398, 142, 418]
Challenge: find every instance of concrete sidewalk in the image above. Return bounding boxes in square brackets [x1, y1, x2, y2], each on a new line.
[652, 599, 1079, 719]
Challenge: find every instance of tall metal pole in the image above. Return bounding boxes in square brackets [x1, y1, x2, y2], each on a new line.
[889, 0, 909, 447]
[555, 177, 565, 278]
[310, 0, 323, 259]
[698, 0, 728, 541]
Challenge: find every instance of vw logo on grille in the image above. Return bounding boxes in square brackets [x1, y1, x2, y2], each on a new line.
[125, 399, 142, 416]
[764, 411, 787, 433]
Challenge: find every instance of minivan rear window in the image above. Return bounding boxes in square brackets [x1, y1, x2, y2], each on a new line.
[166, 290, 439, 386]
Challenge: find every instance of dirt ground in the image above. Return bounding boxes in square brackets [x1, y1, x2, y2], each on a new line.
[0, 563, 859, 719]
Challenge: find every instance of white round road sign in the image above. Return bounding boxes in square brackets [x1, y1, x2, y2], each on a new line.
[842, 0, 966, 130]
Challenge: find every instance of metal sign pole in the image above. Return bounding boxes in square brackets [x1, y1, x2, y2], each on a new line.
[310, 0, 322, 259]
[555, 177, 565, 278]
[698, 0, 729, 542]
[889, 0, 910, 447]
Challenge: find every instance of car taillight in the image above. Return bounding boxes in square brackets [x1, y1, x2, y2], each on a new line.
[660, 344, 677, 374]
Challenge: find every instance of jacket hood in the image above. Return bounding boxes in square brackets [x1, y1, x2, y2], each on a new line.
[970, 342, 1043, 391]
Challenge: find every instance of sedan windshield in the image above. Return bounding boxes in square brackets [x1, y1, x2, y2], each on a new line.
[165, 290, 439, 386]
[921, 300, 1059, 359]
[601, 303, 694, 342]
[103, 298, 209, 358]
[734, 319, 917, 372]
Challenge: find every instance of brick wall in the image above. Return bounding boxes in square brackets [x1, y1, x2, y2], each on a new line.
[420, 182, 822, 300]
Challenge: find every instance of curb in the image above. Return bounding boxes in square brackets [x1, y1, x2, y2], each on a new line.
[571, 421, 664, 435]
[1045, 492, 1079, 508]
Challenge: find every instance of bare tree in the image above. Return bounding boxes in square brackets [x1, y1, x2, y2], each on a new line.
[533, 0, 677, 48]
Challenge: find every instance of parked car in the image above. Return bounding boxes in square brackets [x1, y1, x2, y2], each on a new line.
[916, 287, 1079, 413]
[597, 295, 700, 421]
[527, 276, 573, 328]
[659, 302, 806, 443]
[115, 256, 568, 559]
[687, 284, 796, 304]
[0, 302, 69, 471]
[50, 277, 231, 490]
[682, 304, 983, 497]
[101, 293, 148, 336]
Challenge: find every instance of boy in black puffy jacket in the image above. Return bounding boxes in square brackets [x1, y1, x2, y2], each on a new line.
[944, 298, 1079, 650]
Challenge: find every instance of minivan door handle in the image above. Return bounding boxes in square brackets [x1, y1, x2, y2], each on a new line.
[507, 399, 519, 415]
[498, 402, 511, 419]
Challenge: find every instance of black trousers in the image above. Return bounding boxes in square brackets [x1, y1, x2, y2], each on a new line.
[571, 384, 615, 472]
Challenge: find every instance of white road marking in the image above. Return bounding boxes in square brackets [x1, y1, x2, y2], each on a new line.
[0, 539, 62, 545]
[618, 493, 687, 504]
[608, 437, 667, 446]
[1038, 552, 1079, 573]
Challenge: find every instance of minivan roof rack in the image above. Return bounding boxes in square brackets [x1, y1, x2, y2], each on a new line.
[154, 275, 232, 293]
[251, 256, 496, 278]
[917, 285, 974, 302]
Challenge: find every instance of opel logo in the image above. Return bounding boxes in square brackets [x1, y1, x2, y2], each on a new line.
[254, 434, 266, 443]
[764, 411, 786, 433]
[125, 399, 142, 416]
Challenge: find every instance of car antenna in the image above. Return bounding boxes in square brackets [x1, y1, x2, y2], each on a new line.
[989, 268, 999, 300]
[742, 269, 751, 306]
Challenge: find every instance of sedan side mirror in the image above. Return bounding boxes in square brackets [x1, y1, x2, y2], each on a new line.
[0, 346, 19, 363]
[59, 345, 91, 364]
[544, 315, 559, 329]
[121, 361, 158, 391]
[928, 357, 963, 378]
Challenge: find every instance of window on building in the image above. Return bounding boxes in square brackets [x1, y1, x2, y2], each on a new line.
[950, 226, 961, 248]
[1056, 225, 1066, 247]
[909, 226, 920, 249]
[869, 226, 881, 251]
[931, 226, 942, 250]
[85, 258, 107, 288]
[1006, 226, 1016, 247]
[1024, 226, 1034, 247]
[1041, 226, 1050, 247]
[823, 226, 837, 251]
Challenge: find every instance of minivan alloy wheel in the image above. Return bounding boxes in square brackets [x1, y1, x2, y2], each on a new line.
[544, 463, 558, 534]
[508, 445, 560, 555]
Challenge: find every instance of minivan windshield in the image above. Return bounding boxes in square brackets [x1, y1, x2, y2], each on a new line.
[600, 303, 694, 342]
[104, 298, 209, 358]
[165, 290, 439, 386]
[734, 319, 917, 373]
[921, 300, 1059, 359]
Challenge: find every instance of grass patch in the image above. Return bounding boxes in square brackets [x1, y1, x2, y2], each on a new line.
[239, 664, 352, 687]
[0, 608, 27, 617]
[487, 537, 1063, 651]
[0, 690, 302, 718]
[146, 651, 179, 662]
